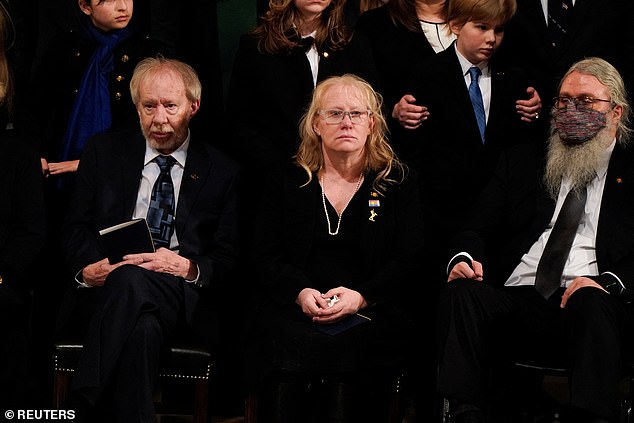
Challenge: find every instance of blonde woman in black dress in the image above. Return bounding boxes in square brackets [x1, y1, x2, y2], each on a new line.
[247, 74, 424, 423]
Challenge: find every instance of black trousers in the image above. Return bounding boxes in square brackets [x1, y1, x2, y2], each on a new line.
[0, 283, 30, 410]
[436, 281, 632, 421]
[68, 265, 188, 423]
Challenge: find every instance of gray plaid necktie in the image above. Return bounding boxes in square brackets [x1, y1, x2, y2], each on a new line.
[147, 155, 176, 249]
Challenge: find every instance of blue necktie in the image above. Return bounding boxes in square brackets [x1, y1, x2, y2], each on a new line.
[468, 66, 486, 143]
[534, 186, 587, 299]
[147, 155, 176, 249]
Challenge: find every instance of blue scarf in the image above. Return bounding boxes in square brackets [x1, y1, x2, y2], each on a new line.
[59, 23, 132, 161]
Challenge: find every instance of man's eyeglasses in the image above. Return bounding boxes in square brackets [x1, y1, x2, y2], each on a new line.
[553, 96, 612, 110]
[318, 110, 371, 125]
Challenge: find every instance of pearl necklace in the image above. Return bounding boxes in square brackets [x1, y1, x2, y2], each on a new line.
[320, 174, 363, 236]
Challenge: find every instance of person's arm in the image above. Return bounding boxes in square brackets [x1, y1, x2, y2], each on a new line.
[225, 35, 283, 169]
[252, 167, 316, 304]
[0, 140, 46, 286]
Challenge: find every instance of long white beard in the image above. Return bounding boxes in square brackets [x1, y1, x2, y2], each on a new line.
[544, 125, 614, 199]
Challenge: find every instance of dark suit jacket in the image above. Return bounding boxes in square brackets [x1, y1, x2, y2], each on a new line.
[498, 0, 634, 103]
[450, 141, 634, 296]
[61, 129, 241, 328]
[407, 46, 536, 247]
[225, 33, 380, 171]
[355, 5, 436, 115]
[0, 131, 45, 292]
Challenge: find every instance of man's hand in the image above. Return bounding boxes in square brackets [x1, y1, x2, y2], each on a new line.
[392, 94, 429, 129]
[82, 258, 134, 287]
[123, 247, 196, 279]
[48, 159, 80, 175]
[516, 87, 542, 122]
[448, 260, 484, 282]
[560, 276, 607, 308]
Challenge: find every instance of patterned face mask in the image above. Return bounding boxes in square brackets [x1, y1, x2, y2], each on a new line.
[552, 107, 608, 145]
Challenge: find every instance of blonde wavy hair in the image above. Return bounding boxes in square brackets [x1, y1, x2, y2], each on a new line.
[295, 74, 405, 194]
[251, 0, 351, 55]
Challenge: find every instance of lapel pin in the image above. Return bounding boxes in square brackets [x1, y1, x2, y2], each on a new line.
[190, 173, 199, 181]
[617, 177, 623, 184]
[369, 210, 378, 222]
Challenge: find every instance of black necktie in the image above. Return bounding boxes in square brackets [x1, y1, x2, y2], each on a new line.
[534, 186, 587, 299]
[298, 36, 314, 53]
[468, 66, 486, 143]
[147, 155, 176, 249]
[548, 0, 573, 48]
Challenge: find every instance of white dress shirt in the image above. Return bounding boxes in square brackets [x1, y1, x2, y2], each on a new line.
[134, 133, 190, 251]
[455, 45, 492, 123]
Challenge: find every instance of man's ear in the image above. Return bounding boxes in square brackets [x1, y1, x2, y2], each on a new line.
[190, 99, 201, 117]
[612, 104, 623, 121]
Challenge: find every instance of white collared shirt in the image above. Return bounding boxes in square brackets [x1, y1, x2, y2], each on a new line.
[455, 45, 492, 123]
[133, 131, 191, 251]
[303, 31, 319, 87]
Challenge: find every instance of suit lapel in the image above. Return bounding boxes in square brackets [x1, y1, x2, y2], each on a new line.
[562, 0, 592, 49]
[442, 48, 485, 146]
[596, 144, 627, 259]
[120, 132, 146, 218]
[176, 141, 211, 234]
[360, 177, 380, 267]
[406, 27, 436, 59]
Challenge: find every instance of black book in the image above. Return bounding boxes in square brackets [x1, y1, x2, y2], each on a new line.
[98, 218, 155, 264]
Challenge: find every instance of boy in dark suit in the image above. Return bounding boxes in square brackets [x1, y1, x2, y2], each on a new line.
[397, 0, 540, 280]
[392, 0, 541, 418]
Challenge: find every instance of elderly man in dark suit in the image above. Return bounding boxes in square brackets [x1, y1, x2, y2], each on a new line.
[60, 56, 241, 422]
[438, 57, 634, 423]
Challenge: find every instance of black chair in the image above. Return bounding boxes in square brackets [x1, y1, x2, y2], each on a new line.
[509, 360, 632, 423]
[441, 360, 633, 423]
[244, 372, 407, 423]
[53, 339, 213, 423]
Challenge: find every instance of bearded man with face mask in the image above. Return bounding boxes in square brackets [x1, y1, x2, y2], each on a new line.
[437, 57, 634, 423]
